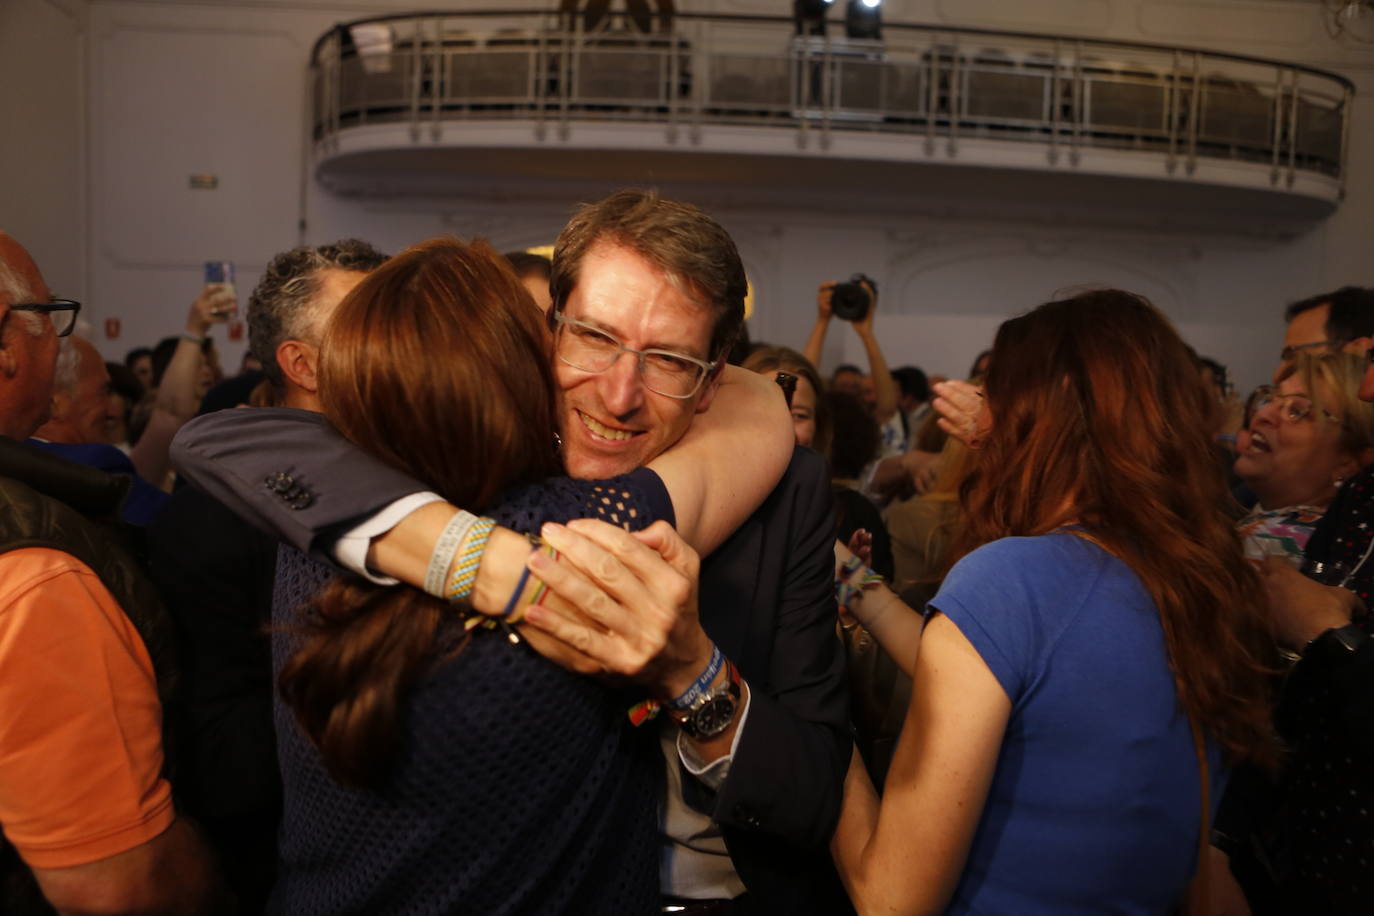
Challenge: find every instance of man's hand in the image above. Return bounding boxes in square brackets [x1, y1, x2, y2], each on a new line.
[932, 379, 991, 448]
[523, 518, 714, 700]
[852, 279, 878, 338]
[188, 284, 235, 338]
[1257, 556, 1363, 650]
[816, 282, 835, 323]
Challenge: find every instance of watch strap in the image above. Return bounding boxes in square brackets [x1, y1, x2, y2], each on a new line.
[673, 659, 742, 740]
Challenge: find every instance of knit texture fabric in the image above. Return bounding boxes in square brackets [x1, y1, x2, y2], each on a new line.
[268, 470, 670, 915]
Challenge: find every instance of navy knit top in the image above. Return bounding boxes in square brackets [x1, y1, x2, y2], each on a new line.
[267, 471, 672, 915]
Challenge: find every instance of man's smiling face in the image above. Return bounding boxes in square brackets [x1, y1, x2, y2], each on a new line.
[555, 239, 720, 479]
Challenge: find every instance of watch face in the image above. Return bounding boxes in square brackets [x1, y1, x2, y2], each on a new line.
[689, 694, 738, 739]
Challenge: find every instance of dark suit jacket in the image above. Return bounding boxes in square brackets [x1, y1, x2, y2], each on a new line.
[171, 408, 853, 914]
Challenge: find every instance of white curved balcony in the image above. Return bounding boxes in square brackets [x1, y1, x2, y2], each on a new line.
[309, 10, 1353, 215]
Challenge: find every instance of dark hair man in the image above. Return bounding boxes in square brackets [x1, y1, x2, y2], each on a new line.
[248, 238, 388, 407]
[0, 231, 219, 913]
[1281, 286, 1374, 364]
[146, 239, 385, 912]
[172, 191, 852, 913]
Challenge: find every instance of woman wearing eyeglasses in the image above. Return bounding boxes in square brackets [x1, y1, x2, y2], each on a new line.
[1233, 352, 1374, 566]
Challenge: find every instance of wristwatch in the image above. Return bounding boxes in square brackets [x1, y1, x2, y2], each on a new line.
[1303, 623, 1370, 662]
[669, 660, 743, 740]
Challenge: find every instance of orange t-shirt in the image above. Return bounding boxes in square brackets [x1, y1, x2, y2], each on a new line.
[0, 547, 174, 869]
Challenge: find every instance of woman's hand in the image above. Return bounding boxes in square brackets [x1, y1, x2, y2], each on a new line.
[933, 379, 991, 449]
[846, 529, 873, 568]
[188, 284, 235, 337]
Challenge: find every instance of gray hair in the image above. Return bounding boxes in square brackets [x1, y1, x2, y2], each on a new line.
[52, 336, 81, 395]
[247, 239, 387, 390]
[0, 257, 42, 337]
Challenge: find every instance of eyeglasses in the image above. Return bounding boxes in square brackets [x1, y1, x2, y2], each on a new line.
[1246, 384, 1342, 426]
[10, 298, 80, 337]
[552, 313, 717, 400]
[1280, 339, 1340, 362]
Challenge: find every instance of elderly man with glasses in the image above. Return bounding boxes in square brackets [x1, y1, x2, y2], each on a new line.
[0, 232, 220, 913]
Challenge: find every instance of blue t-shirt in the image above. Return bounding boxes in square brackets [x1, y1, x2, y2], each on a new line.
[929, 533, 1221, 915]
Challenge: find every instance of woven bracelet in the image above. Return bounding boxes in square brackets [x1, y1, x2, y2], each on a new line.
[446, 516, 496, 603]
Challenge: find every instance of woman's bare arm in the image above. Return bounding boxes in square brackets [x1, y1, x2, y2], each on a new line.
[831, 613, 1010, 914]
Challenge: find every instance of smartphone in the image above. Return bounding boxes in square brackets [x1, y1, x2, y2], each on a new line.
[204, 261, 237, 317]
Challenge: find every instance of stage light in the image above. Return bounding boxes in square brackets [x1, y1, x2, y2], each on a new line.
[845, 0, 882, 40]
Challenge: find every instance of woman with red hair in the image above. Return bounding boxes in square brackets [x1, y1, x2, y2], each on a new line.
[831, 289, 1275, 914]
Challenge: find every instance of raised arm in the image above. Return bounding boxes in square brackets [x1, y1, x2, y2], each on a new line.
[851, 284, 898, 424]
[802, 283, 834, 371]
[130, 286, 233, 488]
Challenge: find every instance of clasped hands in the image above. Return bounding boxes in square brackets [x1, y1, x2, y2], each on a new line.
[510, 518, 715, 702]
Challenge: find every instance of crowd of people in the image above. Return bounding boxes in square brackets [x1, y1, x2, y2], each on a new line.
[0, 190, 1371, 916]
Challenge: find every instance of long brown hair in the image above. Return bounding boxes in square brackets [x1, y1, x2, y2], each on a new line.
[954, 289, 1275, 766]
[278, 237, 561, 788]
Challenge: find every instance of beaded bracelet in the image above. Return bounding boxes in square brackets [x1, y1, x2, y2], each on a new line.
[445, 516, 496, 603]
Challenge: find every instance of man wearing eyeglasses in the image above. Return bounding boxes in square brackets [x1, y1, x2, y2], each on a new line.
[1280, 286, 1374, 367]
[0, 232, 219, 913]
[174, 191, 852, 914]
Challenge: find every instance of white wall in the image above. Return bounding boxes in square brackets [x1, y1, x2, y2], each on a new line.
[1, 0, 88, 303]
[5, 0, 1373, 391]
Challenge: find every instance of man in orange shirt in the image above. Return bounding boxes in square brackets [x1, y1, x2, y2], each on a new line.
[0, 232, 218, 914]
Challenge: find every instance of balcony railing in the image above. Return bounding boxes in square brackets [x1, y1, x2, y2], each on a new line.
[310, 9, 1354, 193]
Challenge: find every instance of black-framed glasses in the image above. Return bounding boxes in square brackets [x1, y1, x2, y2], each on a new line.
[1280, 339, 1339, 362]
[1246, 384, 1342, 426]
[552, 312, 717, 400]
[10, 298, 80, 337]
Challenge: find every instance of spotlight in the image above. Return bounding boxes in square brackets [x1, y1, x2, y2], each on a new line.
[845, 0, 882, 40]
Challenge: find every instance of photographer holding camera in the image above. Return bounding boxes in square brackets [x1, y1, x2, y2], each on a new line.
[804, 277, 941, 502]
[804, 275, 904, 456]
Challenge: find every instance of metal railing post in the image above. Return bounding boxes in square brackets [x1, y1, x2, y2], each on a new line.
[1165, 48, 1180, 173]
[1269, 65, 1284, 185]
[1069, 40, 1082, 165]
[947, 36, 960, 156]
[1287, 68, 1299, 187]
[1186, 51, 1201, 175]
[1338, 83, 1353, 198]
[430, 16, 444, 141]
[1048, 38, 1061, 164]
[926, 33, 939, 157]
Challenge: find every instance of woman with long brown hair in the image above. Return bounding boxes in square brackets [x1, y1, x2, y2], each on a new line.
[831, 289, 1275, 914]
[261, 237, 792, 915]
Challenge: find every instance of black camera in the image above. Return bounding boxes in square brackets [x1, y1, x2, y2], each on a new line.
[830, 273, 878, 322]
